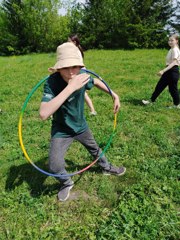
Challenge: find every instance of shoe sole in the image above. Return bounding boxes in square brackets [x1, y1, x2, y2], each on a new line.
[103, 167, 126, 176]
[167, 106, 180, 109]
[58, 185, 74, 202]
[142, 102, 151, 105]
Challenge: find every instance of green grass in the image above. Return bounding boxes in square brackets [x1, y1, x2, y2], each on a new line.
[0, 49, 180, 239]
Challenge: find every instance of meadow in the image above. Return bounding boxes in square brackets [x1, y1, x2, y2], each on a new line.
[0, 49, 179, 239]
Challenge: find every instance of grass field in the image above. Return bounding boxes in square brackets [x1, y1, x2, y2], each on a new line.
[0, 49, 180, 239]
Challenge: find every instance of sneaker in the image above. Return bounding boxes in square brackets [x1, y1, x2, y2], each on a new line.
[142, 99, 151, 105]
[168, 104, 180, 109]
[58, 182, 74, 202]
[103, 165, 126, 176]
[90, 111, 97, 116]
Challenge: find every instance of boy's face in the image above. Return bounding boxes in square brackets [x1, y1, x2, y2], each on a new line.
[59, 66, 81, 81]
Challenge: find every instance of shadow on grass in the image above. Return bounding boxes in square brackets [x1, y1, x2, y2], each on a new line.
[5, 157, 102, 198]
[122, 98, 144, 106]
[5, 158, 56, 197]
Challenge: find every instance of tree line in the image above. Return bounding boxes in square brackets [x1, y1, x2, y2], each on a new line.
[0, 0, 179, 56]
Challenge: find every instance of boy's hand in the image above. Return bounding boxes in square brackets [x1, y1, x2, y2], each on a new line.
[68, 73, 90, 91]
[113, 95, 120, 114]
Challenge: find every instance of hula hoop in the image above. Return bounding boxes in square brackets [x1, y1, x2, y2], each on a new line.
[18, 69, 117, 178]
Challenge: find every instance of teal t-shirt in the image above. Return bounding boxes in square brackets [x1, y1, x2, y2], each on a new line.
[41, 72, 94, 137]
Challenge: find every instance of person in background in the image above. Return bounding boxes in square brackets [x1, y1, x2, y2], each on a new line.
[142, 34, 180, 108]
[68, 34, 97, 115]
[40, 42, 126, 202]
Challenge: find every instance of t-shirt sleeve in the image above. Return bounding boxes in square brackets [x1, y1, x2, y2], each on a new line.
[85, 76, 94, 90]
[41, 78, 55, 102]
[171, 48, 179, 60]
[79, 69, 94, 90]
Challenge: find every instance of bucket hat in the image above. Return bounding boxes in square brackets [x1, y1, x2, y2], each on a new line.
[48, 42, 84, 72]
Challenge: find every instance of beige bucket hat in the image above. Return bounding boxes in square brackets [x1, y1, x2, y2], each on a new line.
[48, 42, 84, 72]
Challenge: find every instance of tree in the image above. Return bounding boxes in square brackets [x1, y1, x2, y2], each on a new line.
[0, 0, 27, 54]
[70, 0, 131, 49]
[0, 0, 70, 55]
[169, 0, 180, 34]
[126, 0, 174, 48]
[70, 0, 174, 49]
[22, 0, 69, 52]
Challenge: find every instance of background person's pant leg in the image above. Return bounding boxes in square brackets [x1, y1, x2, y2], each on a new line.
[168, 67, 180, 105]
[151, 74, 169, 102]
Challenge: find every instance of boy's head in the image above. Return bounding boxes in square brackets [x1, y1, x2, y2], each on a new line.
[48, 42, 84, 73]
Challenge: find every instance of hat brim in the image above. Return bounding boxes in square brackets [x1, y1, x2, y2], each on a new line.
[48, 59, 84, 72]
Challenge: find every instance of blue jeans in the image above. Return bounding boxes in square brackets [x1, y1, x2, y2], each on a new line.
[49, 128, 110, 185]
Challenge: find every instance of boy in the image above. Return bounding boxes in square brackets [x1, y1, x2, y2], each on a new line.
[40, 42, 126, 201]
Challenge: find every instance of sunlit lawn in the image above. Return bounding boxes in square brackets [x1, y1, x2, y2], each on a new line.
[0, 49, 179, 239]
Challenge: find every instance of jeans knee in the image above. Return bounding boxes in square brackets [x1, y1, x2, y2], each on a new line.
[49, 159, 65, 174]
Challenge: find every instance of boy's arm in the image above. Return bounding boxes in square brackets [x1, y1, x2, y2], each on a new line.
[94, 78, 120, 113]
[40, 86, 74, 120]
[40, 73, 89, 120]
